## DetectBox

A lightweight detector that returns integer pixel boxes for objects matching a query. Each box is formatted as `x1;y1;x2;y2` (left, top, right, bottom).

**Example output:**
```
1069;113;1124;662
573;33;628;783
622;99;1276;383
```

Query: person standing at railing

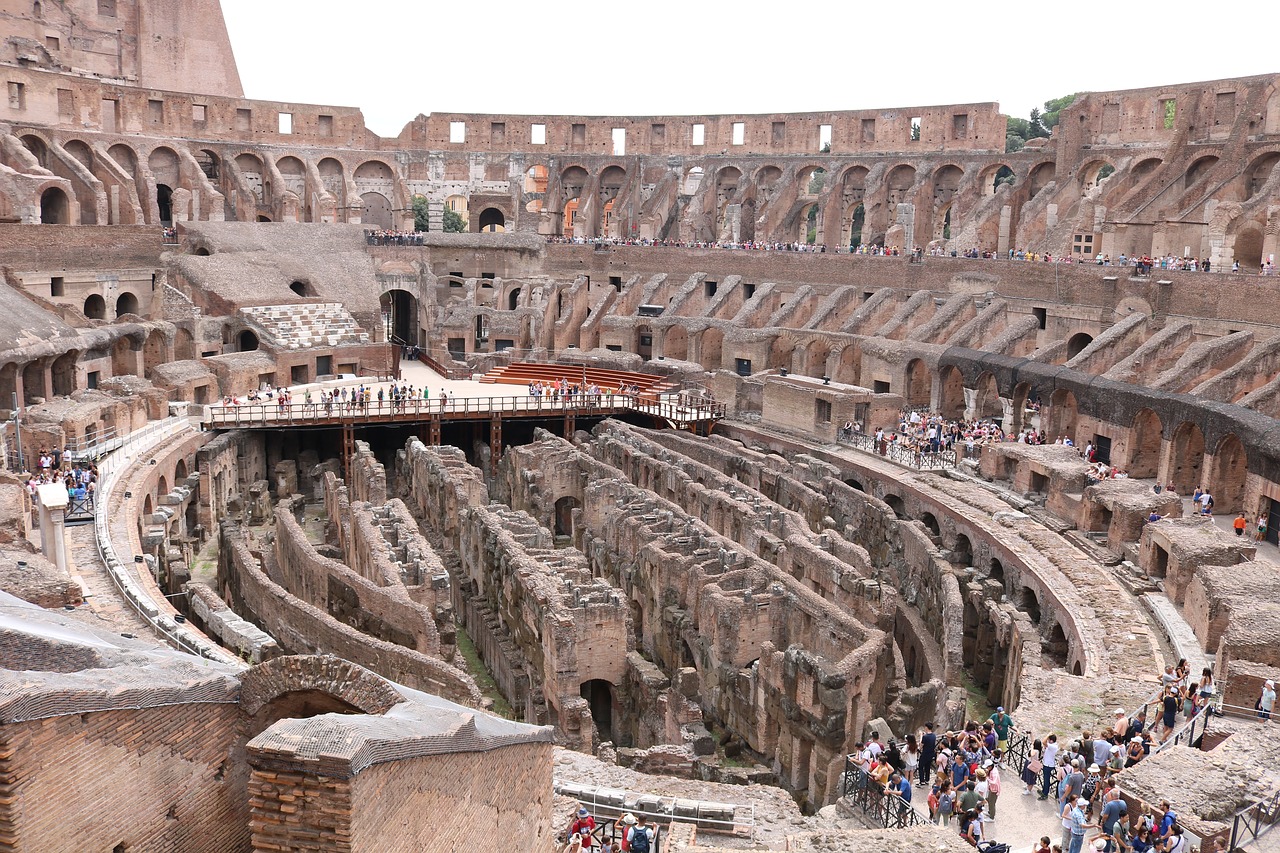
1260;679;1276;723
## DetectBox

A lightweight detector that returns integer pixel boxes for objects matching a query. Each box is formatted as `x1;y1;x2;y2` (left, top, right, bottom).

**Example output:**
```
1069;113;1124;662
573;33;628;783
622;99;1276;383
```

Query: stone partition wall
217;521;480;706
272;497;440;656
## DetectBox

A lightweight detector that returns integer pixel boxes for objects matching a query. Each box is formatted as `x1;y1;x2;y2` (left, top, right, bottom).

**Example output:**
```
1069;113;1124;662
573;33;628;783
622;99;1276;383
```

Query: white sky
221;0;1274;140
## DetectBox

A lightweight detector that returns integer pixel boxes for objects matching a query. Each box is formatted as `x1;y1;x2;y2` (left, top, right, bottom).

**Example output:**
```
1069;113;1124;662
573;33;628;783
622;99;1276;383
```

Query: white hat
1114;708;1126;716
1267;680;1275;688
1089;764;1101;773
1110;745;1123;753
1131;737;1143;744
621;813;637;826
1095;841;1108;851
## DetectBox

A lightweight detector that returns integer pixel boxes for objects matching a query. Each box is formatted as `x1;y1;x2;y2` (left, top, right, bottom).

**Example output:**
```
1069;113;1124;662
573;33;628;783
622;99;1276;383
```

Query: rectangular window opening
816;399;832;424
952;113;969;139
692;123;705;146
743;282;756;299
772;121;786;146
192;103;206;123
57;88;73;120
705;280;718;299
612;127;626;155
147;99;163;122
735;358;753;377
45;36;59;51
1032;307;1047;330
732;122;745;146
861;118;875;143
318;114;333;137
235;108;251;131
873;380;891;394
490;121;506;143
818;124;832;151
1163;99;1176;129
100;98;117;133
909;116;922;141
277;112;292;134
449;121;466;143
7;81;25;111
571;123;586;145
50;276;64;297
531;123;546;144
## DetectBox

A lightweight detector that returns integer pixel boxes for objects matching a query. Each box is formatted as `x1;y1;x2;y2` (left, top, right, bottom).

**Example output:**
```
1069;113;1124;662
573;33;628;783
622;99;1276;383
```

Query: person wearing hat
570;807;596;848
1260;680;1276;723
988;706;1013;754
1107;743;1124;772
617;814;637;852
984;757;1002;819
1081;763;1102;818
1112;709;1129;742
1125;737;1145;767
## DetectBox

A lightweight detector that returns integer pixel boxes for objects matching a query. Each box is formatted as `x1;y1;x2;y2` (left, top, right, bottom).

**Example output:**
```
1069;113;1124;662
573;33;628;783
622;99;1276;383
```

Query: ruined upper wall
398;103;1007;156
0;0;242;98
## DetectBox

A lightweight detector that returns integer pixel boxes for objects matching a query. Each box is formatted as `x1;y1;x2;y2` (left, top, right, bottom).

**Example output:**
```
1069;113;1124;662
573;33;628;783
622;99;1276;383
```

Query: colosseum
2;2;1279;852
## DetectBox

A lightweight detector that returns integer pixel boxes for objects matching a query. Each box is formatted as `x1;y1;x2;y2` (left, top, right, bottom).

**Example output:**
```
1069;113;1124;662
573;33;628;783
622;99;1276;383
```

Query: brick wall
0;704;249;852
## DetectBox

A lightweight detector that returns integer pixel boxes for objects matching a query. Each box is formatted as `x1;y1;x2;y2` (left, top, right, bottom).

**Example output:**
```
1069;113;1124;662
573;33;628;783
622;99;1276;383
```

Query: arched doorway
664;326;688;361
83;294;106;320
143;330;166;374
904;359;930;408
379;289;418;346
507;287;521;311
360;192;393;229
116;292;139;317
1047;389;1078;442
50;351;77;397
40;187;70;224
972;372;1002;420
1169;422;1205;494
554;496;580;538
1066;333;1093;360
1017;587;1042;624
636;325;653;360
884;494;906;520
238;330;259;352
580;680;616;744
938;366;965;419
1210;434;1247;513
1010;382;1033;434
477;207;505;232
700;328;724;371
21;360;45;404
156;184;173;224
920;512;941;537
1128;409;1163;478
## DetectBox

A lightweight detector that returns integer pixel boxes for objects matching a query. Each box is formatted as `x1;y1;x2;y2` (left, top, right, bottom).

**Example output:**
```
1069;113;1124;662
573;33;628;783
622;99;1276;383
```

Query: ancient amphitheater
2;3;1280;852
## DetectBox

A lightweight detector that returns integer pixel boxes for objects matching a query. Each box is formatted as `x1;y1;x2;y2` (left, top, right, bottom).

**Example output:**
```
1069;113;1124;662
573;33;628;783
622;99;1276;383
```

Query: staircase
240;303;369;350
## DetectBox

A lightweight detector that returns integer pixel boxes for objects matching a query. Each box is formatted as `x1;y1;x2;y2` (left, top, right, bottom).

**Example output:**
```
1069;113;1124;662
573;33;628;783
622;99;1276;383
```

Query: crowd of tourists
563;806;654;851
21;446;97;506
538;234;1276;275
365;229;425;246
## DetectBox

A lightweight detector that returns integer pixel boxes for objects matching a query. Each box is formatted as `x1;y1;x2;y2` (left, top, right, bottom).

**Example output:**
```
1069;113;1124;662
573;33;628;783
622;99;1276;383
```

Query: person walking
1260;680;1276;723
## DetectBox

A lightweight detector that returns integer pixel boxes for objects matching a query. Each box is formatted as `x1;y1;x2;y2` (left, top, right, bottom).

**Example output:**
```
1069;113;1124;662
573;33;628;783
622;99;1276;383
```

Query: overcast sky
221;0;1274;140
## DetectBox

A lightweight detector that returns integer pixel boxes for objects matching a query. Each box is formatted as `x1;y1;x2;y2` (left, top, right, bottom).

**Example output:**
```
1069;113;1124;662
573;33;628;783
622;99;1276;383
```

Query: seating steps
241;303;370;350
479;362;677;394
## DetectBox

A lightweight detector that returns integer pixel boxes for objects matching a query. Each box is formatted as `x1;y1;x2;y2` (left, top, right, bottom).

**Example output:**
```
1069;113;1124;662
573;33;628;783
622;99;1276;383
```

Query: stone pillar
36;482;70;577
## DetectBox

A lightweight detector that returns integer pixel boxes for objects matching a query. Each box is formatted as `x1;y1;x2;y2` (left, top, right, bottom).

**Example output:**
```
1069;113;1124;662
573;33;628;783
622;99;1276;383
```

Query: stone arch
885;164;917;205
938;365;965;419
1245;152;1280;200
235;152;266;206
1044;623;1069;668
1210;433;1247;514
1078;159;1116;192
1233;223;1265;271
39;186;70;224
904;358;929;407
560;166;589;201
63;139;93;170
951;533;973;567
844;477;864;492
174;458;189;482
317;157;346;202
699;327;724;370
111;334;139;377
379;289;418;345
1169;421;1205;494
1010;382;1033;434
884;494;906;519
920;512;940;537
980;163;1015;196
507;287;521;311
554;495;580;538
972;371;1002;420
289;280;312;297
20;134;49;168
681;165;704;195
1184;155;1219;189
239;655;405;727
83;293;106;320
360;192;392;229
157;475;168;498
115;291;140;318
663;325;688;361
238;329;259;352
1028;162;1056;197
1129;408;1163;478
1066;332;1093;360
835;343;861;386
580;679;617;743
931;164;964;205
174;327;195;360
989;557;1005;585
107;143;138;174
755;164;783;191
1132;157;1163;181
50;350;77;397
21;359;45;405
142;329;167;374
143;494;153;517
1017;587;1042;624
353;160;395;180
1046;389;1078;442
477;207;506;232
803;339;830;377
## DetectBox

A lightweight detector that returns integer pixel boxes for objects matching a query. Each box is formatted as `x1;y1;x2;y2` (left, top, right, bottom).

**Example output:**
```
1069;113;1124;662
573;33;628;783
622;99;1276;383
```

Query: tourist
984;759;1001;818
989;706;1013;753
1234;512;1248;536
1258;513;1269;542
903;733;920;785
626;814;653;853
1024;737;1044;795
935;779;955;826
919;722;937;786
569;807;596;847
958;808;980;846
1039;733;1059;799
1260;679;1276;722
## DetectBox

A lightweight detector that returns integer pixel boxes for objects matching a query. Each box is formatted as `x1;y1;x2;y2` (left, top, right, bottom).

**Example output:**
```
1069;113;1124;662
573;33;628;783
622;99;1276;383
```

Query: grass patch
958;668;996;722
455;625;514;719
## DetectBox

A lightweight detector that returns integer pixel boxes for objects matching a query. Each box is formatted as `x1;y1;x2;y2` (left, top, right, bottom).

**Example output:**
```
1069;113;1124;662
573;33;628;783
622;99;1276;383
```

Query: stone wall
217;521;480;706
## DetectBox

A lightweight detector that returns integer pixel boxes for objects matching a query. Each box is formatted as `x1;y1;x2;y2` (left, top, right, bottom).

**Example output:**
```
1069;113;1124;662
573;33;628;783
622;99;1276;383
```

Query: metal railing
836;431;957;470
838;756;925;828
202;393;726;429
1230;786;1280;852
417;350;473;381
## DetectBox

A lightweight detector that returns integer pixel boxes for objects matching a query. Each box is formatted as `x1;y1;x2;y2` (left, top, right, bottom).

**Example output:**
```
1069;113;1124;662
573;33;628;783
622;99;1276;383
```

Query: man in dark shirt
919;723;937;786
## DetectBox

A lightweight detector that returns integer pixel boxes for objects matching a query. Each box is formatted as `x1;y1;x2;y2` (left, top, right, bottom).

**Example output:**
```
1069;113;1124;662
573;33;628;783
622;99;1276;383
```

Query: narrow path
63;520;159;640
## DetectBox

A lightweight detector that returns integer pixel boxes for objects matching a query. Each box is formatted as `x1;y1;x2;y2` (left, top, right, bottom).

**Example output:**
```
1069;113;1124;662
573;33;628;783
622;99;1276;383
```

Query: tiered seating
240;303;370;350
478;362;677;395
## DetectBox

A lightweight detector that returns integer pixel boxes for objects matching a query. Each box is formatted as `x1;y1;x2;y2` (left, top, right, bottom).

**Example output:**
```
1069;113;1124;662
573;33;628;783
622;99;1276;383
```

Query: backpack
629;827;651;853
